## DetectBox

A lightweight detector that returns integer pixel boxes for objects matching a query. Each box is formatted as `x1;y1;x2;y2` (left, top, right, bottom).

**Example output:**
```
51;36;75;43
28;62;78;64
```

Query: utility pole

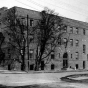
27;15;29;71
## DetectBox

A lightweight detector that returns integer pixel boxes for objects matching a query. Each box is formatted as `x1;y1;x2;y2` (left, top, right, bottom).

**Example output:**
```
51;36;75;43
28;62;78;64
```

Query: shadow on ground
61;74;88;84
0;84;75;88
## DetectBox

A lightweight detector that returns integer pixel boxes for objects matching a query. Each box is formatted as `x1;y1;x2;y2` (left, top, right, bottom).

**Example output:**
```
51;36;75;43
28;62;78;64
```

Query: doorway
8;64;11;70
51;64;54;70
41;61;44;70
30;64;34;70
83;61;85;69
63;52;68;68
76;64;78;69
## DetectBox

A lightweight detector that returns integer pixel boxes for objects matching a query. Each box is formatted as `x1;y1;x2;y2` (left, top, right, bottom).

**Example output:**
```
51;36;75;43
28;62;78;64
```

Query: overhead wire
27;0;44;8
15;0;88;17
51;0;88;14
14;0;40;11
13;0;88;22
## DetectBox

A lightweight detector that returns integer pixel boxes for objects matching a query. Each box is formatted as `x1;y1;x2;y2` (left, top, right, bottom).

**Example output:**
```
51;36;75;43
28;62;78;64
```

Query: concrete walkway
0;70;88;88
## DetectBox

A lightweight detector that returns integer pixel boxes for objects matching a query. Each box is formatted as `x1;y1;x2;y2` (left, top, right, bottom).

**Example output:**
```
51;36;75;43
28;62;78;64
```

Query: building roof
61;16;88;29
1;6;88;29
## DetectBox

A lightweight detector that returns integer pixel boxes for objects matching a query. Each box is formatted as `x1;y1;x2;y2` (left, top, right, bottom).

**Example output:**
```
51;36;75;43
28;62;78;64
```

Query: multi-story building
0;6;88;71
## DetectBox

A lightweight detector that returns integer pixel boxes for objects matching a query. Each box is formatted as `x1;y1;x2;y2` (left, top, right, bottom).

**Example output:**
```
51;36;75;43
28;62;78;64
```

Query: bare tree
2;7;28;71
34;8;63;70
0;32;5;64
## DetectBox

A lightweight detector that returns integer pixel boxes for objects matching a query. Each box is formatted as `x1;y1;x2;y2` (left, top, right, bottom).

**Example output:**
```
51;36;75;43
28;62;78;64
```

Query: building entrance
83;61;85;69
63;52;68;68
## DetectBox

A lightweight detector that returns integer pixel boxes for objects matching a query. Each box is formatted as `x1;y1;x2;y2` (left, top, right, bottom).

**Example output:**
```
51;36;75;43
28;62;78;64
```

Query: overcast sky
0;0;88;22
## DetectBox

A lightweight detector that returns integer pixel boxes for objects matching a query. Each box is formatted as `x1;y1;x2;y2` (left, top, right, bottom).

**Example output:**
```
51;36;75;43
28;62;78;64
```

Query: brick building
0;6;88;71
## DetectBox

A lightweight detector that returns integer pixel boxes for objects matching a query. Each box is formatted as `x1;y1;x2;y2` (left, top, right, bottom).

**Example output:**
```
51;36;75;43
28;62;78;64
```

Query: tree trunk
21;54;25;71
21;46;25;71
35;56;40;71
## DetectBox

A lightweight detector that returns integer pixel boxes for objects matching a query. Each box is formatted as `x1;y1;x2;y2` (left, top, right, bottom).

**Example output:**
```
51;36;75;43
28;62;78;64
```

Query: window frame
75;40;79;46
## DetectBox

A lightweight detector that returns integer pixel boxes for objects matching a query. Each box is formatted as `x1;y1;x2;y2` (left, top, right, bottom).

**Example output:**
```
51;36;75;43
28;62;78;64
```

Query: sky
0;0;88;22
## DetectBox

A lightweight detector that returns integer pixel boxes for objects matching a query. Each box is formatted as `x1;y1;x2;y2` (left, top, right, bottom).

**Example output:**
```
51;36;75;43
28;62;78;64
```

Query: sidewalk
0;69;88;74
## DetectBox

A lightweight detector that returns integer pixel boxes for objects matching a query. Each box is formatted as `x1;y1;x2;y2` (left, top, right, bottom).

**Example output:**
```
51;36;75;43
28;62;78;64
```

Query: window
70;39;73;46
71;54;72;58
83;45;86;54
51;50;54;59
83;29;86;35
87;54;88;61
75;40;79;46
30;19;34;26
58;38;61;45
64;26;67;32
63;38;67;44
59;53;60;58
70;27;73;33
29;49;34;58
61;25;67;32
75;52;79;60
29;36;34;42
75;28;79;34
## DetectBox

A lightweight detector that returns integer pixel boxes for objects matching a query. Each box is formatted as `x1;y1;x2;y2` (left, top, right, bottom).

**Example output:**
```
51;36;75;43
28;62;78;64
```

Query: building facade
0;6;88;71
